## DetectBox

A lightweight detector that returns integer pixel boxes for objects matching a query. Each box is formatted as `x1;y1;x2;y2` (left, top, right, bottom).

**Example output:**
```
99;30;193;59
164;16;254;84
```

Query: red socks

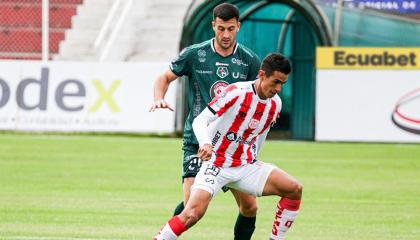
168;216;187;236
270;198;301;240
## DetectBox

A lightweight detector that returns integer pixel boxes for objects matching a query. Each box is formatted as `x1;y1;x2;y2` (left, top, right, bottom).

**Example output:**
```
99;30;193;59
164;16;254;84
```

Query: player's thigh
262;167;300;197
229;161;275;197
192;161;229;198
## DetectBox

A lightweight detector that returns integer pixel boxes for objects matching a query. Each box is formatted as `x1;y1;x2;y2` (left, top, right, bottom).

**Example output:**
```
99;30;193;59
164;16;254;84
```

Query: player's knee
290;181;303;199
277;180;303;199
240;203;258;217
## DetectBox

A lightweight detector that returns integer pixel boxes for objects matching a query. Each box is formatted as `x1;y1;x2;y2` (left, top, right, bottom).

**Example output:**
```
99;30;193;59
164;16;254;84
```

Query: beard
216;37;235;50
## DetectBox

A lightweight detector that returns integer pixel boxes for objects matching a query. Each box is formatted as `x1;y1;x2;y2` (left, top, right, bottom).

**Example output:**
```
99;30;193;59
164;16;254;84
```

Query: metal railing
93;0;133;62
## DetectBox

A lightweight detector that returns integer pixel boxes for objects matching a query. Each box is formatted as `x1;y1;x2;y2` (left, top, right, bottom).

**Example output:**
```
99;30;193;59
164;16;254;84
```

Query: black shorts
182;144;202;179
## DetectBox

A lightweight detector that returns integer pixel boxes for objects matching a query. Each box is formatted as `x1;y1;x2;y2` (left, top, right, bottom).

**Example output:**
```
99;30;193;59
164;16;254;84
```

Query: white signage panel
316;70;420;142
0;61;176;133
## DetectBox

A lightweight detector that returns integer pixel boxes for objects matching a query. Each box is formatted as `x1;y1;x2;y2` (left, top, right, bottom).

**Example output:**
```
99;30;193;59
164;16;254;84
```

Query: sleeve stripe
169;65;182;77
207;105;216;114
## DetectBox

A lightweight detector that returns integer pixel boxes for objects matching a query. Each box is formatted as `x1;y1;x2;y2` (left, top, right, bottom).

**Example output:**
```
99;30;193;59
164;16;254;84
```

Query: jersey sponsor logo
198;49;207;62
216;62;229;66
212;131;222;146
210;80;229;99
226;131;238;141
192;81;202;117
235;136;257;145
232;72;248;80
251;143;257;154
254;110;264;118
196;70;213;74
391;88;420;135
198;49;206;57
249;119;260;129
232;72;239;79
238;111;247;120
217;67;229;79
232;58;249;66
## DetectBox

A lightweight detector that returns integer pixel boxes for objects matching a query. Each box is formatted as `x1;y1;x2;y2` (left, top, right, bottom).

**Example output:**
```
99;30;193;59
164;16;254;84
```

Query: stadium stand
56;0;190;61
0;0;83;60
0;0;193;61
126;0;190;61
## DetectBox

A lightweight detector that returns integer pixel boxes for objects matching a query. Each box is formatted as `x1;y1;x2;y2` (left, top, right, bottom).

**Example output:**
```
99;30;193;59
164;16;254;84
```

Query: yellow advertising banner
316;47;420;69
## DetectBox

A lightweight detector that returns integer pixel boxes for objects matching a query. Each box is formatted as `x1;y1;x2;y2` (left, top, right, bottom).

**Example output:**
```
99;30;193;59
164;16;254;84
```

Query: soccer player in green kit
150;3;261;239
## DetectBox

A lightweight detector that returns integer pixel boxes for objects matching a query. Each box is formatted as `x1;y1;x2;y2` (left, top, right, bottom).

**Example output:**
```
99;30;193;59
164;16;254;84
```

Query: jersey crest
216;66;229;78
210;80;229;99
249;119;260;129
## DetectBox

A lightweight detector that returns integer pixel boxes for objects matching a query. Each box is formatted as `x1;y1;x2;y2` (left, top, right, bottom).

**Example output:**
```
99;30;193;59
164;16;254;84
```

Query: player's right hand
197;144;212;161
149;99;174;112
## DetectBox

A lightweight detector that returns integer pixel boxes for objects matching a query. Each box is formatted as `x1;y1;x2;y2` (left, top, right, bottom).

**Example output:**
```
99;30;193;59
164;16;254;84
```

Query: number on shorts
204;165;220;177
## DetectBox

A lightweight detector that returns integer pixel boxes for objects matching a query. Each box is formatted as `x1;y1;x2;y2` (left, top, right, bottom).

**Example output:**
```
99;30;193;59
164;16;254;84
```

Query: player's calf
178;203;207;228
231;183;258;240
266;169;303;240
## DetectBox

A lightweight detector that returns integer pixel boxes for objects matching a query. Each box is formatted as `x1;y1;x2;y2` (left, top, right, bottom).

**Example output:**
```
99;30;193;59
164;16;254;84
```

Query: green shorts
182;143;202;180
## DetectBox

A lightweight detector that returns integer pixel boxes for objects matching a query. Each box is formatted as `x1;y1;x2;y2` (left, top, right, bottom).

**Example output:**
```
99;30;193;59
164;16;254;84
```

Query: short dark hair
213;3;239;21
261;53;292;77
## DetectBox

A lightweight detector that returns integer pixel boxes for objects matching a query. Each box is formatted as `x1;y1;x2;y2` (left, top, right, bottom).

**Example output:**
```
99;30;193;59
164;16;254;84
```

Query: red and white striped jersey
192;81;282;168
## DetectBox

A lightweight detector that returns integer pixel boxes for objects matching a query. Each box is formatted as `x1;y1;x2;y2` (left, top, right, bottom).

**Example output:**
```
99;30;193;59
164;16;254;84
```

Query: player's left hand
149;99;174;112
197;144;212;161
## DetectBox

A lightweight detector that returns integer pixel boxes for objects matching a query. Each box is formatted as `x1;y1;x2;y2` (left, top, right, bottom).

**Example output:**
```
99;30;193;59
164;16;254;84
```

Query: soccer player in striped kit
153;53;303;240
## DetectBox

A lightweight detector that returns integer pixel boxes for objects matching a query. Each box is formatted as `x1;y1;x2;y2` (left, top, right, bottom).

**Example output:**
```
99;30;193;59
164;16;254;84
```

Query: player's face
259;70;288;99
212;17;240;50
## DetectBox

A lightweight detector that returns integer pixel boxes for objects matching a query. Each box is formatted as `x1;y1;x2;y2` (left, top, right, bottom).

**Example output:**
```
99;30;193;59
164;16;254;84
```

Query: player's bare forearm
154;74;170;101
149;70;178;112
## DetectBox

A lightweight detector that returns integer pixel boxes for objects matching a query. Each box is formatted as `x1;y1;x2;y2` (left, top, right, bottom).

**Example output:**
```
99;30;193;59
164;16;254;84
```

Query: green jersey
170;38;261;145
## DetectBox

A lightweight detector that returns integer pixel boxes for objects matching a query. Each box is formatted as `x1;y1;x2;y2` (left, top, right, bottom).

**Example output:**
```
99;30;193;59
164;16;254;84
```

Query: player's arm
149;70;178;112
192;107;218;160
150;46;191;112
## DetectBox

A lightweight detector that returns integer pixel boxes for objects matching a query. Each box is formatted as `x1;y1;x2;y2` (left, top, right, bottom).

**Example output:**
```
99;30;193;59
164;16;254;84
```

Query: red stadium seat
0;5;77;28
0;29;64;53
0;0;83;4
0;0;83;60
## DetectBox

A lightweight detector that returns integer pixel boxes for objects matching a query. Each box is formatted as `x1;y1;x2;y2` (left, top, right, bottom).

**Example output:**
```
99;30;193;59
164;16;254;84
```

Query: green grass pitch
0;133;419;239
